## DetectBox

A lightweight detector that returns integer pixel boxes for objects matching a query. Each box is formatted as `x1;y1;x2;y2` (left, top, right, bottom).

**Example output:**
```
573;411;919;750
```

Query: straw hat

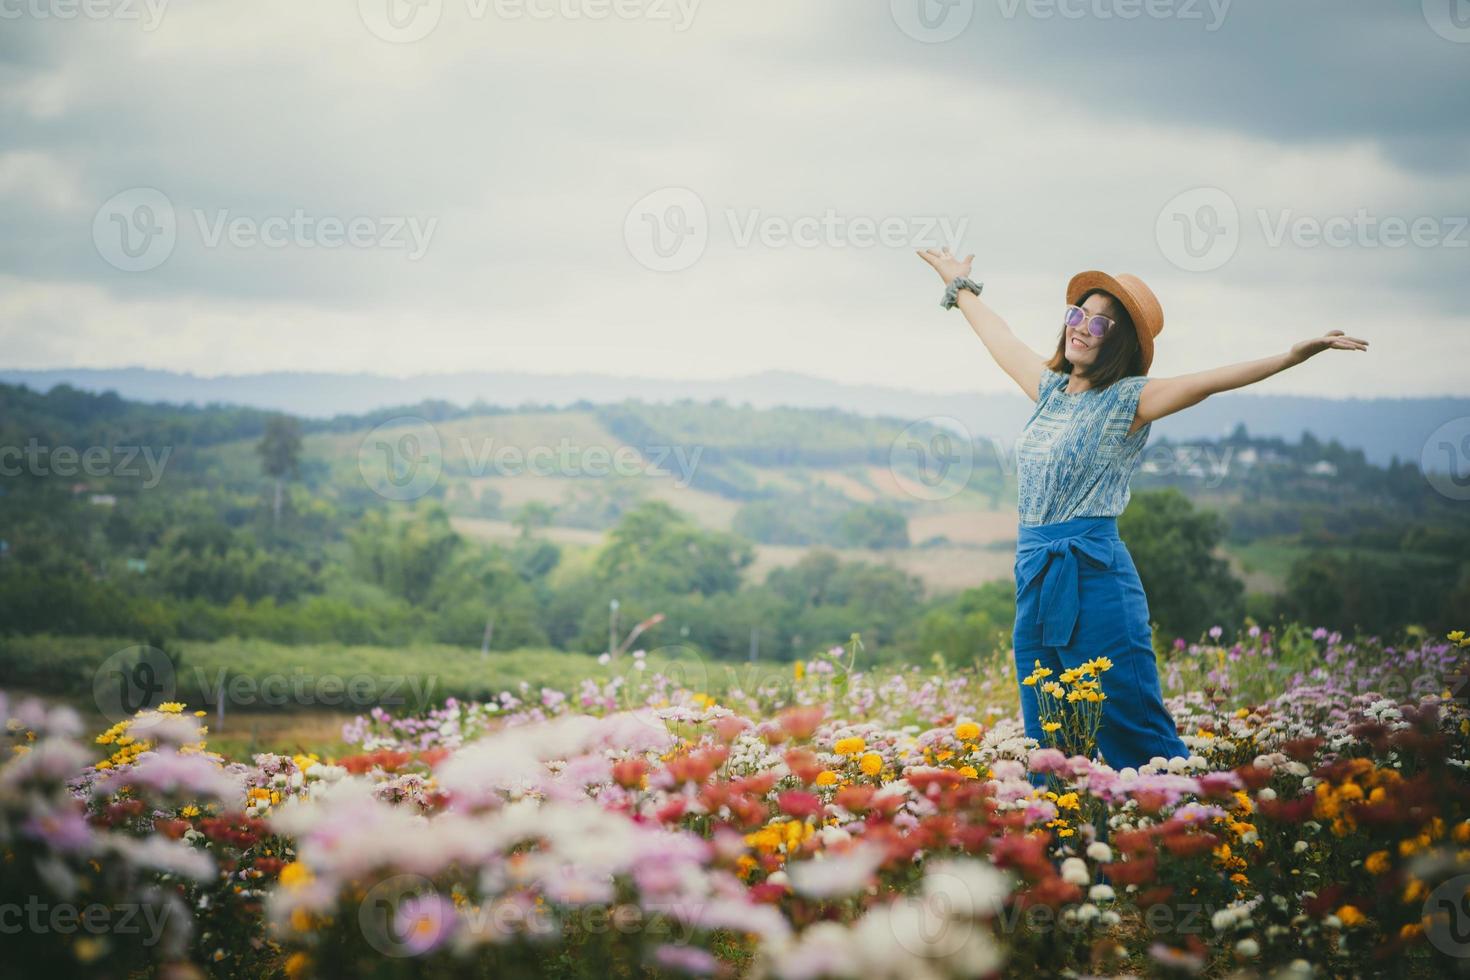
1066;271;1164;375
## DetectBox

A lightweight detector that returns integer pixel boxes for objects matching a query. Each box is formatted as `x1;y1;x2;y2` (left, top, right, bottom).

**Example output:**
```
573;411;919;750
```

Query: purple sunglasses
1064;304;1116;338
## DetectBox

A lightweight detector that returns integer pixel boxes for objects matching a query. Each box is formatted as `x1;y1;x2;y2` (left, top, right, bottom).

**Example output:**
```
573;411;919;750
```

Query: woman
916;247;1369;771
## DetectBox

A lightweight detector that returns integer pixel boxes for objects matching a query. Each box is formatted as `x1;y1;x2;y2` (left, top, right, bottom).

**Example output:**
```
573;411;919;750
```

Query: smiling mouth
1069;336;1088;350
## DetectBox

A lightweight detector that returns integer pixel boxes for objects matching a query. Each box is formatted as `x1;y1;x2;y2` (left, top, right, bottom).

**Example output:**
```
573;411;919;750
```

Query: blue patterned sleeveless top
1016;367;1152;527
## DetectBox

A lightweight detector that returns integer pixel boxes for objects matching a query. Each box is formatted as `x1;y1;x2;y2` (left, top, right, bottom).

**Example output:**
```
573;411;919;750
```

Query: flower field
4;625;1470;979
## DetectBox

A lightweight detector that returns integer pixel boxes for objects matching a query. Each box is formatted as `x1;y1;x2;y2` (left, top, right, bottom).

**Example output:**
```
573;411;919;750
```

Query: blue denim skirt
1012;514;1188;770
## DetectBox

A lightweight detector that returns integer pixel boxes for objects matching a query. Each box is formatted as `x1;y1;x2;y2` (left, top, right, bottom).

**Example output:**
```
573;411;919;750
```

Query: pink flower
1028;748;1067;774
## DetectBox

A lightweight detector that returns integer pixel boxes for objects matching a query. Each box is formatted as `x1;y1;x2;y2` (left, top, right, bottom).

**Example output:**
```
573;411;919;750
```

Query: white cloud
0;2;1464;395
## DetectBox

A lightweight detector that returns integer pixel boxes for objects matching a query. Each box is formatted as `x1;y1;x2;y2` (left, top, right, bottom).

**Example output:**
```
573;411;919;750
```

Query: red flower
1234;764;1272;790
905;768;964;794
777;791;823;821
152;817;189;839
714;716;750;743
339;749;412;774
748;882;787;904
834;785;874;813
612;758;649;790
783;749;824;785
1159;831;1218;858
778;706;825;741
1104;856;1157;885
253;857;285;876
1282;737;1323;762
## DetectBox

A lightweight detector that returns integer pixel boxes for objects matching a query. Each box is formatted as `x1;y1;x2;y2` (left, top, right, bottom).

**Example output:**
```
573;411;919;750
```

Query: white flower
1293;841;1309;853
1086;842;1112;862
788;844;887;899
922;858;1011;918
1257;787;1276;802
1088;884;1115;902
1060;857;1089;886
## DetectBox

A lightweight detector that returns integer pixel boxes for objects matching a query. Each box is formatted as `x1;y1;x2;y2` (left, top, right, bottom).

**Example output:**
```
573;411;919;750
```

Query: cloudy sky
2;0;1467;396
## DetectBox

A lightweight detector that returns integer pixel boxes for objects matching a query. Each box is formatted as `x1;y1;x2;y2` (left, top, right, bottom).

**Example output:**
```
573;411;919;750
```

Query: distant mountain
2;366;1460;469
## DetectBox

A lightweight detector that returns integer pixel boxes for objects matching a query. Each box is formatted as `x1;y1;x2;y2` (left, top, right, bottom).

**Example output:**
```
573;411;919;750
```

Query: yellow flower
1042;722;1062;733
833;737;866;756
280;862;313;889
954;722;981;741
1041;682;1064;698
859;753;884;777
815;770;838;787
793;661;805;682
1336;905;1366;928
158;702;185;714
181;805;201;819
288;908;314;933
1084;656;1113;673
958;765;978;779
1365;850;1390;875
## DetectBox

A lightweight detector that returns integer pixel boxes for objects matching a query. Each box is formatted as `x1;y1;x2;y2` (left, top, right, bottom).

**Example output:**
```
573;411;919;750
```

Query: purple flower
23;805;94;853
395;893;457;956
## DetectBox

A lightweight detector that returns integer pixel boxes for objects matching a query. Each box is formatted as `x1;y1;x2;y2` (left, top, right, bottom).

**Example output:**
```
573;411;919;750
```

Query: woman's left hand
1288;330;1369;364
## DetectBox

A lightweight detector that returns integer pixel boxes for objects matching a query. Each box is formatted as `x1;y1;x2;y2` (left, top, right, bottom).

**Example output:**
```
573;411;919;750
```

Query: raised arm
1131;330;1370;436
917;247;1048;401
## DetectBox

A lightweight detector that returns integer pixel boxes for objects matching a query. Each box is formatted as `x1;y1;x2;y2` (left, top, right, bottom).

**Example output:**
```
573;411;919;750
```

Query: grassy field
0;634;814;755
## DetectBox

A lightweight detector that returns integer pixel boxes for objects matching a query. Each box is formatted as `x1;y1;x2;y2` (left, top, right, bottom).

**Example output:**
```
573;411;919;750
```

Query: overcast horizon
4;1;1468;397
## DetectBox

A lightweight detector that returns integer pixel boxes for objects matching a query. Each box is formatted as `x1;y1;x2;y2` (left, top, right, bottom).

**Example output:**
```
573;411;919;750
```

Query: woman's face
1064;292;1123;370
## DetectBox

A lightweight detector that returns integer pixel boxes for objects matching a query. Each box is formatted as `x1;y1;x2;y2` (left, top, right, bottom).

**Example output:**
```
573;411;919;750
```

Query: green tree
915;580;1015;662
513;501;556;538
595;501;752;599
1117;488;1245;644
837;504;909;550
256;414;303;525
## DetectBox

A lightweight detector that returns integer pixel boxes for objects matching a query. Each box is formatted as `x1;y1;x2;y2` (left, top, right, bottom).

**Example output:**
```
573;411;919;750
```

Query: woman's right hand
916;246;975;285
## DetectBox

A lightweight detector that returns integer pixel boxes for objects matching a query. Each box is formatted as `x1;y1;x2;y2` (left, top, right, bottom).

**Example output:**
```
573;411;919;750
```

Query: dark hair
1045;289;1146;389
